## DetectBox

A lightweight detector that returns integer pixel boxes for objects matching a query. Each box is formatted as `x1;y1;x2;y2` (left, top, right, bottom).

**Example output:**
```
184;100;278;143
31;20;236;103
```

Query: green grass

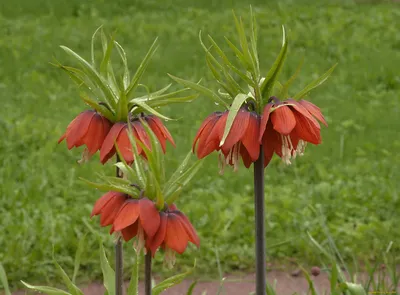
1;0;400;289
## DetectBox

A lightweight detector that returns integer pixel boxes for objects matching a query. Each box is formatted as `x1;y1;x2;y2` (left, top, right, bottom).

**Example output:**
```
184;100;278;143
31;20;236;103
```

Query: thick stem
254;146;266;295
145;252;152;295
115;155;124;295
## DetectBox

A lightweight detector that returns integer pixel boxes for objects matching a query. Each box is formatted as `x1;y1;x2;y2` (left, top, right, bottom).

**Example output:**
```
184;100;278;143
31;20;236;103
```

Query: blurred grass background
0;0;399;288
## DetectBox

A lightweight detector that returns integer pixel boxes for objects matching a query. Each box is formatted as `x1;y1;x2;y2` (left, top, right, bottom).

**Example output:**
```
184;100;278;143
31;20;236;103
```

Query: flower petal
221;109;250;154
99;193;127;226
299;99;328;126
113;200;140;231
271;105;296;135
121;222;139;242
174;211;200;247
164;213;189;254
100;122;126;164
139;198;160;238
84;114;105;155
292;110;321;145
66;111;95;149
195;115;221;158
91;191;119;217
149;116;175;147
241;112;260;161
147;117;167;152
262;121;281;166
240;145;253;168
133;121;151;149
286;99;320;130
192;113;219;152
147;212;167;256
258;103;273;143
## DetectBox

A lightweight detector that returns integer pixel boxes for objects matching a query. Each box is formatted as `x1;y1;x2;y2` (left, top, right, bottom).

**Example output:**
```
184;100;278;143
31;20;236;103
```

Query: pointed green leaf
91;25;103;66
127;249;140;295
186;281;198;295
100;243;115;295
293;63;337;99
114;41;131;90
260;26;288;103
232;12;252;69
146;95;198;108
330;262;339;293
21;281;71;295
80;93;115;121
123;127;147;188
54;260;84;295
165;151;192;189
280;57;304;98
298;266;318;295
0;263;11;295
168;74;228;107
130;99;171;120
164;160;203;202
100;31;115;76
72;234;86;284
249;6;260;78
220;93;250;146
224;37;247;67
80;177;137;195
207;35;253;85
126;38;159;99
60;45;117;108
152;260;196;295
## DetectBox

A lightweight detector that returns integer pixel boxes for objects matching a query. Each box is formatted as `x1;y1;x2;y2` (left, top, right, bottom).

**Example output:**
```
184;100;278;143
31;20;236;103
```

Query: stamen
164;248;176;269
78;148;90;164
218;153;225;175
134;224;145;253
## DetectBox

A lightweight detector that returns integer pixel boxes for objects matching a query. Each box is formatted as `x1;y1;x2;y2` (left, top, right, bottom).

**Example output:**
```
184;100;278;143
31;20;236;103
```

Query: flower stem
115;155;124;295
254;146;266;295
145;252;152;295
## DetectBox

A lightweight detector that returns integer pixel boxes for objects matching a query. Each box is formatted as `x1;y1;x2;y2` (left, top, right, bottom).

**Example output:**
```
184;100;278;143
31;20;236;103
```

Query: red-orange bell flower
100;115;175;164
146;204;200;266
58;110;112;161
259;98;327;166
91;191;128;227
193;107;260;171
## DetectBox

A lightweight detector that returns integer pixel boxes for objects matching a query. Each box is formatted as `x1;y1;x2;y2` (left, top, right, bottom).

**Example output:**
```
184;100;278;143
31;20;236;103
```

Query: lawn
0;0;399;289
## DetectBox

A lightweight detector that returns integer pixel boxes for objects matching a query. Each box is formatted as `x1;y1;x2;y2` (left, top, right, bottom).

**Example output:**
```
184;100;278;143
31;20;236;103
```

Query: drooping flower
58;110;112;162
100;115;175;164
192;107;260;171
91;191;128;227
259;97;327;166
91;192;161;250
146;204;200;267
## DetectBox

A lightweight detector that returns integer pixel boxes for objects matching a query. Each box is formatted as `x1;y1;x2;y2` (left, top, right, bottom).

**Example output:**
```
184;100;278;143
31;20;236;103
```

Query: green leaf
127;249;140;295
293;63;337;99
164;159;203;202
341;283;367;295
298;266;318;295
72;234;86;284
130;99;171;120
168;74;228;107
224;37;247;67
21;281;71;295
260;25;288;103
330;262;339;293
0;263;11;295
232;11;252;69
100;243;115;295
114;41;130;90
123;127;147;188
91;25;103;66
249;6;260;78
80;93;115;121
126;38;159;99
146;95;198;108
186;281;198;295
54;260;84;295
280;57;304;98
152;260;196;295
60;45;117;108
80;177;138;196
220;93;250;146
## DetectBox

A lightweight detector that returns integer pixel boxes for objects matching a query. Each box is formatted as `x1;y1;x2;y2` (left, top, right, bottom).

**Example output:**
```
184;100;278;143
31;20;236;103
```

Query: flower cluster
59;111;174;164
192;97;327;170
91;191;199;266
